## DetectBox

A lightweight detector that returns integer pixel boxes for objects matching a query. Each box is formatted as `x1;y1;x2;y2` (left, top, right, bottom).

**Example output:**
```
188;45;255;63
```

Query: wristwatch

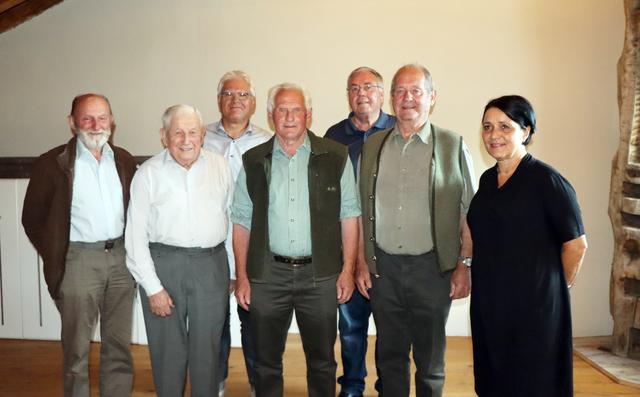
458;256;472;267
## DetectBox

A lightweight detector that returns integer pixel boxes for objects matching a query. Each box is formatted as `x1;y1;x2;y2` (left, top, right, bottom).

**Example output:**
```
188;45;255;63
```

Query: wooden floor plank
0;336;639;396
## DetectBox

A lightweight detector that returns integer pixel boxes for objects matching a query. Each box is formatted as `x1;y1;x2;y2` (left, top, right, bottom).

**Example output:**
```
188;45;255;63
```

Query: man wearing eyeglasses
357;64;476;397
324;66;395;397
203;70;272;397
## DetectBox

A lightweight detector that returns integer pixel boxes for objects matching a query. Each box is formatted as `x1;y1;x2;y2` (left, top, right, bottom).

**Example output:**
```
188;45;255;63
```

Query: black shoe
339;393;363;397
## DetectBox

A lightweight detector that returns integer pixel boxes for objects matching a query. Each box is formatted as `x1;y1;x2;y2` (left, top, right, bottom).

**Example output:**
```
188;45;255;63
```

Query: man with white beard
22;93;138;397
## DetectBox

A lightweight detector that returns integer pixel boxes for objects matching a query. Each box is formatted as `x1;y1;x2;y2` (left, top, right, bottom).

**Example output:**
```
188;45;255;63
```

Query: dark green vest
360;124;465;274
242;131;349;281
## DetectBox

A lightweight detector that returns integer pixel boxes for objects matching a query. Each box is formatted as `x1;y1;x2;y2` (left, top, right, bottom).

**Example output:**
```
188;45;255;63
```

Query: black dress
467;154;584;397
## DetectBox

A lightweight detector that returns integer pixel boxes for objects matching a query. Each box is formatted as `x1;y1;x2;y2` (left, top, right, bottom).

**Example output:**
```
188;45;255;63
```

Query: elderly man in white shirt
125;104;233;397
204;70;272;397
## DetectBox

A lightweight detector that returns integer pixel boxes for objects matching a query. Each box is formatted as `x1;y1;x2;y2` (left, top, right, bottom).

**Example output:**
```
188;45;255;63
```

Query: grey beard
77;129;110;152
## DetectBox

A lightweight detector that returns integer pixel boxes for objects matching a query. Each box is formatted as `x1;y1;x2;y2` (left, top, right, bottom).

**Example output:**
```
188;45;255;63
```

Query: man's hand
336;269;355;304
228;279;237;294
235;278;251;311
449;263;471;299
149;289;175;317
355;261;372;299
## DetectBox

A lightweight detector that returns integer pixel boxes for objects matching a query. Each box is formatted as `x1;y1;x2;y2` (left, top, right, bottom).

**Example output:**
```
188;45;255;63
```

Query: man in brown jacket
22;93;138;397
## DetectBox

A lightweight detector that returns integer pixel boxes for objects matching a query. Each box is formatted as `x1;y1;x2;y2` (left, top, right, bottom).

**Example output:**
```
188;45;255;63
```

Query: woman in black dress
467;95;588;397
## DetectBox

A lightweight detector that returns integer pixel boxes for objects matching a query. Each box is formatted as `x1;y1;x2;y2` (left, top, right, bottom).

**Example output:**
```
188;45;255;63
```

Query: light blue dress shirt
231;133;361;257
203;120;272;277
203;120;273;180
70;141;124;242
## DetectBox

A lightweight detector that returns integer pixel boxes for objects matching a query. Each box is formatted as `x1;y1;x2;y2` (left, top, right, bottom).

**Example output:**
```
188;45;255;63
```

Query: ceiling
0;0;62;34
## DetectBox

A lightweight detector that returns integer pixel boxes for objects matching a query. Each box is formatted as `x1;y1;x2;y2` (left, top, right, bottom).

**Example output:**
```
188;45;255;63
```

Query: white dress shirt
203;120;272;278
125;148;233;295
70;141;124;242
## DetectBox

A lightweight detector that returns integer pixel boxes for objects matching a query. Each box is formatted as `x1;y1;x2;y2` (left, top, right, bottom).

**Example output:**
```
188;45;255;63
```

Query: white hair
391;63;435;93
217;70;255;96
267;83;312;113
161;104;203;130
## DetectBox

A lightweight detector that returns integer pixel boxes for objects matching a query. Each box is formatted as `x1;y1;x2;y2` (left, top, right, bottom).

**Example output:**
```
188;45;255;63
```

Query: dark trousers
337;288;380;395
370;248;452;397
250;258;338;397
218;303;256;386
140;243;229;397
56;240;134;397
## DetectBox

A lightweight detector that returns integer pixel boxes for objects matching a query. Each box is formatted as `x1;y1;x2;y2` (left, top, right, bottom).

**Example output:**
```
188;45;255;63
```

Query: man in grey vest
232;83;360;397
357;64;475;397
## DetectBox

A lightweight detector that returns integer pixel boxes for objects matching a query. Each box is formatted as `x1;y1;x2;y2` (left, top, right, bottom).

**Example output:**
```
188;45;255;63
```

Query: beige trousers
56;239;135;397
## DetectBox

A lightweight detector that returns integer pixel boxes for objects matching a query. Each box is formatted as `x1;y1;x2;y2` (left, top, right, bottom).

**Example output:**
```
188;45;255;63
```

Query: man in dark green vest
231;83;361;397
356;64;476;397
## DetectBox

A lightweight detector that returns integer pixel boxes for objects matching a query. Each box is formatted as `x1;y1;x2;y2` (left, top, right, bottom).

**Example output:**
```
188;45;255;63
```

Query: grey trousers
56;239;135;397
250;258;338;397
140;243;229;397
370;248;452;397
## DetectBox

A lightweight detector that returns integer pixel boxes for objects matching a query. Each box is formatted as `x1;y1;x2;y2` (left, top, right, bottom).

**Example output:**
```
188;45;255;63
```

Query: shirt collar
76;138;114;162
391;121;432;144
214;119;254;139
162;147;205;168
346;111;390;135
374;111;392;129
273;131;311;157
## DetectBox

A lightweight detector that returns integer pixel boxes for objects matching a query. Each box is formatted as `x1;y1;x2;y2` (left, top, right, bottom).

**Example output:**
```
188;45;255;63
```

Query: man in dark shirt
325;66;395;397
326;66;396;168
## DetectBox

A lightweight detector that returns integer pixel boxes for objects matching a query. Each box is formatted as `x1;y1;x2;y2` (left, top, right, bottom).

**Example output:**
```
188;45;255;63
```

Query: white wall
0;0;623;337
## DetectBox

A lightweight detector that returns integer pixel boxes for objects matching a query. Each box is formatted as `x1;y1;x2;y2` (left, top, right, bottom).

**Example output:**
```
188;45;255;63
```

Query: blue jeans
337;288;381;395
218;303;256;387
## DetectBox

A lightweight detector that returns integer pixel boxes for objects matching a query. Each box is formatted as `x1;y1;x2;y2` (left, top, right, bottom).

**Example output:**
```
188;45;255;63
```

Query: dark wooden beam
0;0;63;35
0;156;151;178
0;0;28;15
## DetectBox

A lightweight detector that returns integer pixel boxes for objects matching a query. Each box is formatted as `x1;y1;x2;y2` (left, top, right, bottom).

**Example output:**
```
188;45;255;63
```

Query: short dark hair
483;95;536;145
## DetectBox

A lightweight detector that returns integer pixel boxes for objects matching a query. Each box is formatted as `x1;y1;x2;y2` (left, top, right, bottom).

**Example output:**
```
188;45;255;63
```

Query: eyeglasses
219;90;252;99
391;87;426;98
347;83;382;94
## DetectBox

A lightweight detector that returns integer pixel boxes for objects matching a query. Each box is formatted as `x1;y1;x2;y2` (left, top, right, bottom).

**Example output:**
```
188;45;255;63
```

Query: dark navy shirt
324;111;396;171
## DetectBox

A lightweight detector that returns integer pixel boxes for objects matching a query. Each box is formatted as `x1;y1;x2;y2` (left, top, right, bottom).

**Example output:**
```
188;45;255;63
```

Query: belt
149;242;225;254
273;255;312;265
69;236;124;252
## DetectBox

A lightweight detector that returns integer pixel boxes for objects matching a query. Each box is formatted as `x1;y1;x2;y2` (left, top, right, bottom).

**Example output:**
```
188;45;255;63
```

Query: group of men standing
22;63;475;397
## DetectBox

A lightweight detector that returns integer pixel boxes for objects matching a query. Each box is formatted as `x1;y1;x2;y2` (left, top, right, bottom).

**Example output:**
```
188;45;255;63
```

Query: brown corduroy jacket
22;136;137;299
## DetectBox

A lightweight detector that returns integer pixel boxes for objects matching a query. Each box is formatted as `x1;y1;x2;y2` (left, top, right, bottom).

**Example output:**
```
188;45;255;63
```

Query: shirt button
290;218;294;222
369;195;374;200
291;178;295;182
398;205;403;210
369;216;374;221
291;197;295;201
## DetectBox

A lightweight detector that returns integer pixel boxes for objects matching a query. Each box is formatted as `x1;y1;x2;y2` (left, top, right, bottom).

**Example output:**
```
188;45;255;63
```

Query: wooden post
610;0;640;358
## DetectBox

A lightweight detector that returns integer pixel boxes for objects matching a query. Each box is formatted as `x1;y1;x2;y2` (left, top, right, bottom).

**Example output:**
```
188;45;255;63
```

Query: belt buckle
104;240;115;251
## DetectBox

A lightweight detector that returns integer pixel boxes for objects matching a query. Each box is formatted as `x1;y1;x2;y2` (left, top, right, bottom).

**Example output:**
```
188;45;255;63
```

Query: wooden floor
1;336;639;396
